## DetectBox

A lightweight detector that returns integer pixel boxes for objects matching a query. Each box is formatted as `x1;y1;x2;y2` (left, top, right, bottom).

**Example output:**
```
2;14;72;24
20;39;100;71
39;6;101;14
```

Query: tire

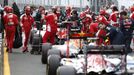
47;49;61;56
29;30;37;44
47;55;61;75
57;66;76;75
31;34;42;55
41;43;52;64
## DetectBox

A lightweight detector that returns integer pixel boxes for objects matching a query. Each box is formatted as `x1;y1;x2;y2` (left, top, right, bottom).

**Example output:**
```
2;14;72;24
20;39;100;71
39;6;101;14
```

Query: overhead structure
5;0;119;13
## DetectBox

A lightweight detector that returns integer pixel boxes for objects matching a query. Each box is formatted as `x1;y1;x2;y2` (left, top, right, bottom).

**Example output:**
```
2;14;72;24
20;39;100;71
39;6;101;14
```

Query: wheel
41;43;52;64
47;49;61;56
47;55;61;75
57;66;76;75
29;30;37;44
31;34;42;55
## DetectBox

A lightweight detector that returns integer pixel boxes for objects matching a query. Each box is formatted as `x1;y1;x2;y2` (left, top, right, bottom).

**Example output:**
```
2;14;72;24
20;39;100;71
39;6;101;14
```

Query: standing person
120;7;134;53
2;6;9;46
65;6;72;19
12;2;20;20
0;6;4;33
109;5;119;28
40;9;46;28
20;6;34;53
3;6;19;53
35;6;44;30
66;9;81;34
42;8;58;45
97;9;109;26
130;6;134;20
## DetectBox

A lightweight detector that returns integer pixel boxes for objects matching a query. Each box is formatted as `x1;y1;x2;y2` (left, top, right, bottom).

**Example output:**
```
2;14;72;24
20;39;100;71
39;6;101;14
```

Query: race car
47;44;134;75
40;21;134;75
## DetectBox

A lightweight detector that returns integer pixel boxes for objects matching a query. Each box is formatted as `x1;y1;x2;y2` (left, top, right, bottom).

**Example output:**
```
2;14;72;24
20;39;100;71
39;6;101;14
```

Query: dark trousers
36;22;42;30
124;35;132;51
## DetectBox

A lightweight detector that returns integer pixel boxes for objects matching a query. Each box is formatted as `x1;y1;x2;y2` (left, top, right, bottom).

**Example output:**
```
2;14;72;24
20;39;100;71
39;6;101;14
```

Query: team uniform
3;7;19;53
80;11;92;32
89;22;98;35
43;13;58;44
109;11;119;27
95;10;109;45
20;6;34;52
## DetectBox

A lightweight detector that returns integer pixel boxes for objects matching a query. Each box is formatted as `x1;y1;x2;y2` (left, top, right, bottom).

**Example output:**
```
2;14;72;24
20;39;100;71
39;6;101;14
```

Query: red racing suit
96;29;107;45
109;11;119;27
97;15;109;25
4;13;19;50
130;12;134;20
21;14;34;48
89;23;98;35
43;13;58;44
80;12;92;32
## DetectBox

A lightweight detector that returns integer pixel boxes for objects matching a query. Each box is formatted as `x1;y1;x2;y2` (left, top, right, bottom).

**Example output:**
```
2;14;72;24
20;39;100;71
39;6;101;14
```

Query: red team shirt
21;14;34;31
44;13;58;32
4;13;18;30
109;11;119;27
130;12;134;20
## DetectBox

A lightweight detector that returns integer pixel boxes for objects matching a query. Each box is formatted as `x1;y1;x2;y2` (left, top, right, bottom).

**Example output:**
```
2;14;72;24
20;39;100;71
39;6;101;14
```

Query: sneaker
8;49;12;53
22;47;29;53
6;48;9;52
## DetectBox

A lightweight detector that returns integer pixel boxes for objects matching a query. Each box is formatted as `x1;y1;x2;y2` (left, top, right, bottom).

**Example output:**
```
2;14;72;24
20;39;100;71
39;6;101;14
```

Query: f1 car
41;21;134;75
47;43;134;75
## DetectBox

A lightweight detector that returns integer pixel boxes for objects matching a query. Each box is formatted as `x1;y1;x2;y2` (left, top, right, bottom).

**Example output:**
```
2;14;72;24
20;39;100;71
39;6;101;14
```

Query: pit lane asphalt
4;44;134;75
7;47;46;75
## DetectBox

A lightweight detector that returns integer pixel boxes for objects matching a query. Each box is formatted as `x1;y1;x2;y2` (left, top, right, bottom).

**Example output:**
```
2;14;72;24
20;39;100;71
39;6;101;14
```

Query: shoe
6;48;9;52
22;47;29;53
8;49;12;53
22;50;29;53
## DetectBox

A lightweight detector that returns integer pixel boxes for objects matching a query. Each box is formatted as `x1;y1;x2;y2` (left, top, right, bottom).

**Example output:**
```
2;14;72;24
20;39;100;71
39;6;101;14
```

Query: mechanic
65;6;72;19
20;6;34;53
3;6;19;53
120;7;134;53
80;7;92;33
96;22;108;45
35;6;44;30
67;9;81;33
96;9;109;26
109;5;120;28
130;6;134;20
42;7;58;45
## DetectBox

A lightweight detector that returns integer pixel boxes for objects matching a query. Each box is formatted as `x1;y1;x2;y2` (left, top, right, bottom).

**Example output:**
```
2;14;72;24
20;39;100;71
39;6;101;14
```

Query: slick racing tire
31;34;42;54
47;49;61;57
47;55;61;75
29;30;37;44
41;43;52;64
57;66;76;75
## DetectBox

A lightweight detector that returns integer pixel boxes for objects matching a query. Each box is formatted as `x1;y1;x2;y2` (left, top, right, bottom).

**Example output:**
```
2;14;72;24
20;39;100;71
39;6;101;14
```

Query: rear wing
83;45;126;55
